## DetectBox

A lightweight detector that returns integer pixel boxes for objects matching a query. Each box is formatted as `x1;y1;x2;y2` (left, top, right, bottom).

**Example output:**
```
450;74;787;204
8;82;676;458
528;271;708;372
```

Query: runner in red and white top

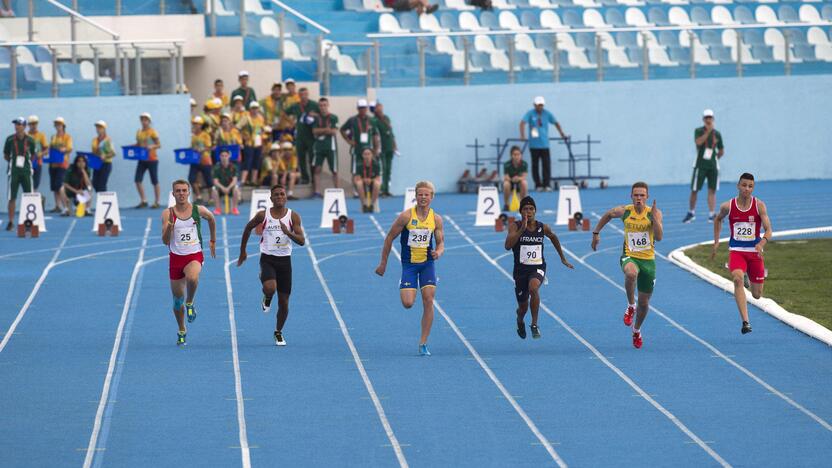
712;172;772;335
237;184;305;346
161;179;216;346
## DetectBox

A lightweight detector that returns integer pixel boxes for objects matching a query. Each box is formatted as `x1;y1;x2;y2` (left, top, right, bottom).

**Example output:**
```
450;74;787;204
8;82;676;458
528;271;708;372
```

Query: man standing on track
711;173;772;335
519;96;567;192
4;117;36;231
591;181;663;349
162;180;217;346
375;180;445;356
683;109;724;223
504;196;573;339
237;185;305;346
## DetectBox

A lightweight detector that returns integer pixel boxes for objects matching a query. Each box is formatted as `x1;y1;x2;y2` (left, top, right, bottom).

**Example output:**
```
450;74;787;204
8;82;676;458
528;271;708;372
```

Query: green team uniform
63;167;91;190
691;127;724;192
374;114;396;193
286;99;320;181
212;163;237;186
4;134;36;201
230;86;257;109
504;160;528;179
356;157;381;179
620;204;656;294
313;113;339;172
342;114;378;173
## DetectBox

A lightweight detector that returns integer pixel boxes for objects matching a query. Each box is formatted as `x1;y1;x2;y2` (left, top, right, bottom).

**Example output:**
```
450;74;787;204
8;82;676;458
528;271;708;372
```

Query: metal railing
320;41;379;96
30;0;122;64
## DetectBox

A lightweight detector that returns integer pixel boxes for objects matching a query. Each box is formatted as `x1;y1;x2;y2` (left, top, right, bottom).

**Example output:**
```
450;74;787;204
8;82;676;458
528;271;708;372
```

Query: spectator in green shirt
285;87;319;185
60;153;92;216
211;149;241;215
311;97;340;197
3;117;37;230
683;109;725;224
502;146;528;211
371;101;397;197
230;70;256;109
340;99;380;195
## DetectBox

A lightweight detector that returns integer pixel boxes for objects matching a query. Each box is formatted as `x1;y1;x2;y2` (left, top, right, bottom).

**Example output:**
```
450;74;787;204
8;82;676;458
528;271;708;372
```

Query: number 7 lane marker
445;216;731;468
0;219;76;353
370;215;567;468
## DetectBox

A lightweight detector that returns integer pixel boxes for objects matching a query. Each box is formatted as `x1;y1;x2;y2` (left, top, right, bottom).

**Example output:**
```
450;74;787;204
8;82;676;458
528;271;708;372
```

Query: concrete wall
376;74;832;194
1;94;191;210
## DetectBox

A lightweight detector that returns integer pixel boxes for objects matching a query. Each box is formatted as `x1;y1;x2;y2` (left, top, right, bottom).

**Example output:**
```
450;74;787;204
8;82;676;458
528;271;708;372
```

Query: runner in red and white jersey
161;180;216;346
712;173;772;335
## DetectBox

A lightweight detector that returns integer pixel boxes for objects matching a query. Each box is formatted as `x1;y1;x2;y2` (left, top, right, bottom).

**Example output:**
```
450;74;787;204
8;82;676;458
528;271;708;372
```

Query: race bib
703;148;714;160
733;222;755;242
360;132;369;144
407;228;431;248
15;155;25;168
176;227;199;247
627;231;650;252
520;244;542;265
530;127;539;139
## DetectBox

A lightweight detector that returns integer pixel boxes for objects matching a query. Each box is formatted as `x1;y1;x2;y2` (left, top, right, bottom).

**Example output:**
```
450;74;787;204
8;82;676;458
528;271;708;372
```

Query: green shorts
7;168;33;201
621;256;656;294
313;148;337;172
691;165;718;192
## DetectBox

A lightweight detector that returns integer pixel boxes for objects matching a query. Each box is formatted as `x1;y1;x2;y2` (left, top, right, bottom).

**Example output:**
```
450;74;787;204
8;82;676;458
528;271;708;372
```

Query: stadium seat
520;11;541;29
440;12;460;30
574;0;602;7
450;52;484;73
205;0;234;16
499;11;526;30
480;11;500;29
444;0;476;10
764;28;801;62
618;0;647;6
658;30;681;46
335;54;366;75
475;34;499;53
33;46;52;64
420;14;449;32
583;9;609;28
283;40;310;61
58;63;82;81
755;6;779;25
489;50;513;71
615;32;639;48
625;8;652;27
529;0;557;6
750;45;775;63
807;27;831;47
435;36;460;55
661;0;689;5
742;29;765;46
40;63;73;84
722;30;761;64
260;17;283;37
823;5;832;22
300;40;317;58
778;5;800;23
459;11;488;31
798;5;821;23
491;0;518;9
513;34;536;53
709;46;734;65
648;44;679;66
575;32;596;49
540;10;564;29
379;14;409;33
792;43;817;62
363;0;393;12
597;0;619;6
245;0;271;15
690;7;713;25
711;6;735;25
586;48;610;67
0;48;10;69
567;49;595;68
733;6;756;24
700;29;721;46
605;9;627;27
0;23;9;42
79;60;113;82
562;10;584;28
647;8;671;26
527;49;555;70
343;0;364;11
668;7;694;26
399;13;420;31
597;32;638;67
14;46;37;66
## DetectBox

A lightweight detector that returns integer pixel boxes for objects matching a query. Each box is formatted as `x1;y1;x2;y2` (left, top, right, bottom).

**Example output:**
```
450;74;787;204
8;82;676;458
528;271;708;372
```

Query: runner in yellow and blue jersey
375;180;445;356
591;181;664;349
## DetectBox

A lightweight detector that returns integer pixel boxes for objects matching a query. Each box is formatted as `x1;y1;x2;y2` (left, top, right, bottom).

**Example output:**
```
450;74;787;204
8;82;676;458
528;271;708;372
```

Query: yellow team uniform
49;133;73;169
135;128;160;161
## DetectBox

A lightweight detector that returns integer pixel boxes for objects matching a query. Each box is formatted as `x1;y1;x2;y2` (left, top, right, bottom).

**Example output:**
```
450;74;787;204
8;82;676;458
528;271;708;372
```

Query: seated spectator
468;0;493;10
231;95;247;127
353;148;381;213
60;154;92;216
188;116;213;203
383;0;438;14
503;145;528;211
262;143;281;187
211;150;241;215
277;141;300;200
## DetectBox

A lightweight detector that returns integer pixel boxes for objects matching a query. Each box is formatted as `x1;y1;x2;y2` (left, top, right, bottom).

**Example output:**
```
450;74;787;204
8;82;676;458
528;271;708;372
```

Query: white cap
281;141;293;150
238;70;249;77
27;115;39;123
232;95;244;101
54;116;66;125
189;98;196;106
249;101;260;109
270;142;281;152
357;98;368;108
369;100;377;107
533;96;545;106
284;78;295;84
140;112;152;121
94;120;107;128
192;116;204;125
703;109;714;118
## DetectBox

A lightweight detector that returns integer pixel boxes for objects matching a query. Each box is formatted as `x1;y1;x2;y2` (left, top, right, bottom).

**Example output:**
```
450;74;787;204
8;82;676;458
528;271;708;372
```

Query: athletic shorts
135;160;159;185
313;148;337;171
243;146;262;172
188;164;213;186
169;251;204;280
7;168;32;200
400;261;436;290
260;253;292;294
729;250;766;284
620;256;656;294
49;166;66;192
513;265;546;304
691;165;718;192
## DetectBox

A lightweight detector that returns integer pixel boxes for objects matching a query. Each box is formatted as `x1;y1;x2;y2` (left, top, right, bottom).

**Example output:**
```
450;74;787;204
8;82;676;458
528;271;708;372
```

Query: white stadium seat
625;8;652;27
490;0;517;10
459;11;488;31
583;9;608;29
379;13;409;33
474;35;498;53
798;5;821;23
567;49;595;69
499;11;525;30
721;30;760;64
528;49;554;71
244;0;270;15
80;60;112;82
755;6;779;25
40;63;73;84
514;34;537;53
336;55;366;75
668;7;693;26
260;17;286;38
445;0;475;11
420;14;448;32
529;0;555;7
540;10;564;30
283;40;310;61
764;28;802;63
711;6;736;26
205;0;234;16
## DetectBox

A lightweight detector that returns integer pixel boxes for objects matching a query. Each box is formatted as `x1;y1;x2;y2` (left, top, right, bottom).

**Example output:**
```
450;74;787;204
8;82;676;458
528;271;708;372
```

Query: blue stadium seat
562;10;584;28
615;32;639;48
778;5;800;24
300;40;317;58
700;30;722;47
658;30;680;47
598;0;618;6
586;48;610;67
648;8;671;27
626;47;644;65
343;0;364;12
58;63;83;81
742;30;765;46
440;12;460;30
34;46;52;64
793;44;817;61
667;46;691;65
823;6;832;22
733;6;757;25
709;46;734;65
0;48;10;67
751;45;775;63
520;11;541;29
605;9;627;28
398;12;420;31
480;11;500;30
690;7;713;26
786;29;808;45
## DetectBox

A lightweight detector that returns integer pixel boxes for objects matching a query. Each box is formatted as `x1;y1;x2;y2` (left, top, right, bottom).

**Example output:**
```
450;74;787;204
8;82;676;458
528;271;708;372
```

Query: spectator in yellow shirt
188;116;214;203
239;101;266;186
277;141;299;199
48;117;73;213
134;112;161;208
27;115;48;191
91;120;115;193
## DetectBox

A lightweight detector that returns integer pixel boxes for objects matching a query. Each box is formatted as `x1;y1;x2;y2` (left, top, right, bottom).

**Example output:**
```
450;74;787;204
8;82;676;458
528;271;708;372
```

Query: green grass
685;239;832;331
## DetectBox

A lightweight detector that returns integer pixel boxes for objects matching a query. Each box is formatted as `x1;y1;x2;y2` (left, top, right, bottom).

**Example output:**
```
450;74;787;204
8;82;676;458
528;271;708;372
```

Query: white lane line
369;215;566;468
0;219;76;353
587;213;832;432
222;218;252;468
305;234;409;468
315;245;379;264
445;216;731;468
579;245;619;261
83;218;151;468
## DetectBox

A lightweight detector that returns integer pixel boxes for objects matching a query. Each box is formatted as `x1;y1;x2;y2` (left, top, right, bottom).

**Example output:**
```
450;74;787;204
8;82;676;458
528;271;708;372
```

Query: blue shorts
399;261;436;290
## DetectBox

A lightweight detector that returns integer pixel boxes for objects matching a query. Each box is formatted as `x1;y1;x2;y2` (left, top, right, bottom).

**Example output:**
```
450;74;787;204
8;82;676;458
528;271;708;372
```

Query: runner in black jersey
504;196;573;339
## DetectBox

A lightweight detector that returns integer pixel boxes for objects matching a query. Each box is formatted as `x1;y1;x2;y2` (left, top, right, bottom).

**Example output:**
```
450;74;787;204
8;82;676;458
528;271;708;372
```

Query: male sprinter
591;182;663;349
504;196;573;339
162;180;216;346
237;185;305;346
375;180;445;356
711;173;772;334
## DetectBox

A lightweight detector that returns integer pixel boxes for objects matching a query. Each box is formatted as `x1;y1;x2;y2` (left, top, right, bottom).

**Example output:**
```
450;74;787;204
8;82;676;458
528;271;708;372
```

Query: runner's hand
278;220;290;235
375;262;386;276
651;200;662;224
710;244;717;261
591;233;600;251
755;240;765;257
209;240;216;258
237;251;247;266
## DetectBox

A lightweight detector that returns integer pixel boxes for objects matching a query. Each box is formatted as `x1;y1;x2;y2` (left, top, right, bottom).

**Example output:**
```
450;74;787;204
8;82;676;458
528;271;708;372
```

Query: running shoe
623;305;635;327
530;324;541;339
418;343;431;356
151;203;161;209
261;294;272;313
632;331;643;349
313;192;323;199
517;319;527;339
231;207;240;215
274;330;286;346
185;302;197;323
135;201;148;209
426;4;439;14
213;207;222;215
708;214;715;223
682;212;695;223
4;221;12;231
741;321;752;335
49;207;62;213
177;331;187;347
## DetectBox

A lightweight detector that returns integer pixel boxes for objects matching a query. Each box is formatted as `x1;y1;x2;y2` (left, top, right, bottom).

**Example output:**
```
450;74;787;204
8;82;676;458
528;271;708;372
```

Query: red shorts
169;251;204;280
728;250;765;284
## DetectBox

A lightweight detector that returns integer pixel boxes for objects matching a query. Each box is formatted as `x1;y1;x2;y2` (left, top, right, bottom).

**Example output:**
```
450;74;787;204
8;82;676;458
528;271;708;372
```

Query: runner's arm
285;211;305;246
239;211;266;258
432;215;445;260
544;224;573;268
711;201;731;258
757;200;773;249
591;205;625;251
378;211;408;265
504;217;524;250
651;200;663;242
198;206;217;257
161;209;173;246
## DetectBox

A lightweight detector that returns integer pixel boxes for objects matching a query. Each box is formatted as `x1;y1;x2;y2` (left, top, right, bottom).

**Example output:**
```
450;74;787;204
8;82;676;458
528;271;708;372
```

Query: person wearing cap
91;120;115;194
277;141;300;199
281;78;299;110
211;149;241;215
230;95;248;127
504;195;573;340
214;113;243;165
202;98;222;139
212;78;229;109
285;87;320;185
260;82;284;130
189;98;198;117
341;99;380;195
189;116;214;203
26;116;48;191
231;71;257;109
372;101;397;197
48;117;73;214
3;117;37;230
519;96;567;192
134;113;161;208
311;97;340;197
262;142;281;186
238;101;266;187
683;109;725;224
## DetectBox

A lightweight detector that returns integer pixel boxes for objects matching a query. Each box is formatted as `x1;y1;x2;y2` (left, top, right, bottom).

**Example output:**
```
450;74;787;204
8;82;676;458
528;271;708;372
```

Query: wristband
592;232;600;235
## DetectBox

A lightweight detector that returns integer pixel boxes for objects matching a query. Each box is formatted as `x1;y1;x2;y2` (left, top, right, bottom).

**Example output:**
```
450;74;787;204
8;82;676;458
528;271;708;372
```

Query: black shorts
259;254;292;294
188;164;212;186
134;160;159;185
513;265;546;304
